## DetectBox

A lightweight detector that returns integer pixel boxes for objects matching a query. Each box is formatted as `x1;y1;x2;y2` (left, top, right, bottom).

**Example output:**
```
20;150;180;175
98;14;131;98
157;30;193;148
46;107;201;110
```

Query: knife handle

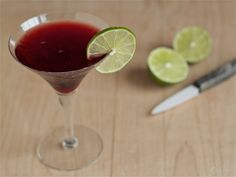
194;59;236;92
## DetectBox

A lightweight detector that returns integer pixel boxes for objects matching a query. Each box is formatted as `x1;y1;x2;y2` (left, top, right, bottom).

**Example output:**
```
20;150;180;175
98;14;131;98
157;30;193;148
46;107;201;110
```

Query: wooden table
1;0;235;176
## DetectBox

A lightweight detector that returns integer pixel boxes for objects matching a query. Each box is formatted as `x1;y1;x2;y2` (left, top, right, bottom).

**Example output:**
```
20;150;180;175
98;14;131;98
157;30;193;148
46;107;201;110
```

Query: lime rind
148;47;189;84
173;26;212;63
87;27;136;73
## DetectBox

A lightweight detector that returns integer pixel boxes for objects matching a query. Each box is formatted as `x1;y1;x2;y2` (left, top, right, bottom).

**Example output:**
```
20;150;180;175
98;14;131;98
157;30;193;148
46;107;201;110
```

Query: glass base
36;125;103;170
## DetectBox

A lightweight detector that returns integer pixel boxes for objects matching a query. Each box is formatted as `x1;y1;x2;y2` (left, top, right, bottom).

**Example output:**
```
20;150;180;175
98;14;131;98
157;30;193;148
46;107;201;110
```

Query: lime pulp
87;27;136;73
173;26;212;63
148;47;189;84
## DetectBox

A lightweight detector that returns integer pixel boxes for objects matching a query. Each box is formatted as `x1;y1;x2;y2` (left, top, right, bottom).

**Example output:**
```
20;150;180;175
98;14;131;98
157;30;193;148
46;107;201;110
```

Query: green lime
148;47;189;84
87;27;136;73
173;26;212;63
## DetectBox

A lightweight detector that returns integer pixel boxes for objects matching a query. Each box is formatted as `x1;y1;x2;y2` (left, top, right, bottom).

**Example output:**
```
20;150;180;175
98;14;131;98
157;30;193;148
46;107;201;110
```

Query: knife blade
151;59;236;115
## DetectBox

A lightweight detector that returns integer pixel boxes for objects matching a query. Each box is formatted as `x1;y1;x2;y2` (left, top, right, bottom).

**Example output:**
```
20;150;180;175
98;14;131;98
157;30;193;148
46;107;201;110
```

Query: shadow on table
126;66;162;91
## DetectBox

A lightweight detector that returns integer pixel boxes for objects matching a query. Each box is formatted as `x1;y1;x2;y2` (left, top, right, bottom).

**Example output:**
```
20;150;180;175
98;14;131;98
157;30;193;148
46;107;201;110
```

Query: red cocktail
15;21;104;93
9;12;108;170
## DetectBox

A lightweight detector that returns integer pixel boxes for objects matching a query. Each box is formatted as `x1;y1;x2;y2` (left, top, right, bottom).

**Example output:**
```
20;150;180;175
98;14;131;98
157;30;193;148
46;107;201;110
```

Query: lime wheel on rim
87;27;136;73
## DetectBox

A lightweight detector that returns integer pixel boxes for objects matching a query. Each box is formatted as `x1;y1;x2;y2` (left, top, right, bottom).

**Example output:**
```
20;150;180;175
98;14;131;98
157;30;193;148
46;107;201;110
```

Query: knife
151;59;236;115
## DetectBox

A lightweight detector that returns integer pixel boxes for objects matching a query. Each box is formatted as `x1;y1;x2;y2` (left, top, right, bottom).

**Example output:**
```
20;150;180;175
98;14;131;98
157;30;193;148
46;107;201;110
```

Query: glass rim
8;11;109;74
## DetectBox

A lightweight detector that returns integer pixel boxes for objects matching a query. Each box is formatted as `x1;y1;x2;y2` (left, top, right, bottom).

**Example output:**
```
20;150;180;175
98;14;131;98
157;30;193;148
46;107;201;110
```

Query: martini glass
8;12;108;170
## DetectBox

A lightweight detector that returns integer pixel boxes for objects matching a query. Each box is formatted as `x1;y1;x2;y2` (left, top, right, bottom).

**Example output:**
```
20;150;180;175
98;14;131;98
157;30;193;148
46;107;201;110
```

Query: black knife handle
194;59;236;92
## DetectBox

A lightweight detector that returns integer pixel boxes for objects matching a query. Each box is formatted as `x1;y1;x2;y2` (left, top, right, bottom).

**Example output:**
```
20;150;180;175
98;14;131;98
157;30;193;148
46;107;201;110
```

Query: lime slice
148;47;189;84
173;26;212;63
87;27;136;73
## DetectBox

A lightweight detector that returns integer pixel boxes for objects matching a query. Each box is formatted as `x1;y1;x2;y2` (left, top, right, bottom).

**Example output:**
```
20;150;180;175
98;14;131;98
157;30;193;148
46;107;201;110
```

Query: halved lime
87;27;136;73
148;47;189;84
173;26;212;63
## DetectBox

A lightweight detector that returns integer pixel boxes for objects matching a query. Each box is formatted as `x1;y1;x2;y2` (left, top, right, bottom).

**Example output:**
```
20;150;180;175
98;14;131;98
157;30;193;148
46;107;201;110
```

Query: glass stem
58;92;78;149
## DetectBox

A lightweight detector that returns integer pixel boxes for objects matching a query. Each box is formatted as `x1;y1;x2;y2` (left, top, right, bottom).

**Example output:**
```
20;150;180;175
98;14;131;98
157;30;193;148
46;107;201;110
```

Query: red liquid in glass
15;21;102;72
15;21;104;93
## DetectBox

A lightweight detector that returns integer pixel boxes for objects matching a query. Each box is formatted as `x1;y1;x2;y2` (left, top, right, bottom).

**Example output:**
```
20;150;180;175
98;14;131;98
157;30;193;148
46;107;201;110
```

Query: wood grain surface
0;0;236;176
